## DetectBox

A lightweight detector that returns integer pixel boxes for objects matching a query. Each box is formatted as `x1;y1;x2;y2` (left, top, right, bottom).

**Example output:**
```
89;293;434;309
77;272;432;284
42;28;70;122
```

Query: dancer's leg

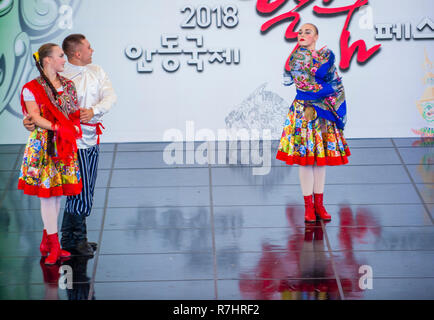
40;197;58;235
55;196;61;228
299;165;316;222
313;164;326;194
55;196;61;216
63;146;99;255
299;165;314;196
312;165;331;220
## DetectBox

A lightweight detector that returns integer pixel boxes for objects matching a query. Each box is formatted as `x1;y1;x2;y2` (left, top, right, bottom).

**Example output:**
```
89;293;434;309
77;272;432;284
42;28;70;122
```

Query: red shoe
40;229;71;258
40;229;49;257
59;248;71;259
45;233;70;265
314;193;331;221
303;195;317;223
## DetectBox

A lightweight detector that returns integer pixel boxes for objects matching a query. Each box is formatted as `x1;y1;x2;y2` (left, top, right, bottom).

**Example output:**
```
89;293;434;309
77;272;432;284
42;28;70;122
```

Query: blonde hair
38;43;58;68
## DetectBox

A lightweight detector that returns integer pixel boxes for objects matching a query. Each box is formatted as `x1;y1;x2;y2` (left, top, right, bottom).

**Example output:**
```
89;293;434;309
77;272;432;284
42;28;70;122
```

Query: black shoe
88;242;98;252
75;241;95;257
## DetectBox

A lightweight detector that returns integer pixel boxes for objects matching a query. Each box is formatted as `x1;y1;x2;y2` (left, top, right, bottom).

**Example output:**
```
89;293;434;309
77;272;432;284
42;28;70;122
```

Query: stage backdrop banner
0;0;433;144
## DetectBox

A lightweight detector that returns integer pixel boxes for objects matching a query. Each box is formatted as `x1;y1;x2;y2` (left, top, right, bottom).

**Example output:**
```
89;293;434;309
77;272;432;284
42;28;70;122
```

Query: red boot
41;229;71;258
45;233;71;265
40;229;49;257
314;193;331;221
303;195;317;223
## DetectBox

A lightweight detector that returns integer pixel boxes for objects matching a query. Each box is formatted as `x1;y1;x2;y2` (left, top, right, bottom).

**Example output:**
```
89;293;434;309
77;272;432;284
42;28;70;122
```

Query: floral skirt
18;128;82;197
276;99;351;166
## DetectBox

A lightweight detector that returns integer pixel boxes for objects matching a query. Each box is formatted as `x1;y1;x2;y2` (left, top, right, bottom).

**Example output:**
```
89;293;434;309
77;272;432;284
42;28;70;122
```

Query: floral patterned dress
18;76;82;197
276;46;351;166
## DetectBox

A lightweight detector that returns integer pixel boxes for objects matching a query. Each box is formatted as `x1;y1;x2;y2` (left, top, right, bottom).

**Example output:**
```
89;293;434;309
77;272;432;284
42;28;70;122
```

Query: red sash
21;80;82;162
81;122;105;144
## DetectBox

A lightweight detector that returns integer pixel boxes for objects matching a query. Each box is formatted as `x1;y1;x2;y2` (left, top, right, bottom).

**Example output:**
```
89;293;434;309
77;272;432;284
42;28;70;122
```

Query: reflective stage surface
0;138;433;300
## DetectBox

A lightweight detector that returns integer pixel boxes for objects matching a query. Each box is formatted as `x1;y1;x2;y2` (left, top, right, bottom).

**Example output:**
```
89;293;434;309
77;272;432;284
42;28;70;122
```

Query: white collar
65;62;87;71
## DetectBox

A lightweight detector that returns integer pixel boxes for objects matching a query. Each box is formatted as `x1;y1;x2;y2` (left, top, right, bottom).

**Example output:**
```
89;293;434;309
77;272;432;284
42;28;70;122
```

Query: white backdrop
0;0;433;144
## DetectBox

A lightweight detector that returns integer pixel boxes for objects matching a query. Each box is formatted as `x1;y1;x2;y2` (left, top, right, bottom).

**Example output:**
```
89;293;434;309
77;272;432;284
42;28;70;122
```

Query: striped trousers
65;145;100;216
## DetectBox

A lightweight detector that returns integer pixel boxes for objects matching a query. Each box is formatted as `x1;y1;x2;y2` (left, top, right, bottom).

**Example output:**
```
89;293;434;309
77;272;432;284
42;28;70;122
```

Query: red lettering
256;0;289;13
257;0;381;70
258;0;313;39
314;0;381;69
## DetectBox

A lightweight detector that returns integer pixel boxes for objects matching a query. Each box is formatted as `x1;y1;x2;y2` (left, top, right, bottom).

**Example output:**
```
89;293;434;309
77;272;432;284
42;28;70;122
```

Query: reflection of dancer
18;44;82;265
299;224;327;278
238;222;338;300
62;256;95;300
39;255;94;300
276;24;351;223
239;205;381;300
40;258;61;300
24;34;117;256
280;223;338;300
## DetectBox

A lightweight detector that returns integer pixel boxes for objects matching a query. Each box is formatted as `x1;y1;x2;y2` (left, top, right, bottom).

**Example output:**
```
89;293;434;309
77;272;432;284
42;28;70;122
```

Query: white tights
298;165;326;197
40;197;61;235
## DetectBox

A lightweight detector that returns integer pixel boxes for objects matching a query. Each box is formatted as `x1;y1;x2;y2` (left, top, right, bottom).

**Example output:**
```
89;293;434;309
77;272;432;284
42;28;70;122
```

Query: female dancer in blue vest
277;23;351;223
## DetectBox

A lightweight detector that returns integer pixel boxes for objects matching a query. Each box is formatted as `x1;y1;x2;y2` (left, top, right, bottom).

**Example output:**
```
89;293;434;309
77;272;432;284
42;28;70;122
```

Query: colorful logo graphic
413;48;434;138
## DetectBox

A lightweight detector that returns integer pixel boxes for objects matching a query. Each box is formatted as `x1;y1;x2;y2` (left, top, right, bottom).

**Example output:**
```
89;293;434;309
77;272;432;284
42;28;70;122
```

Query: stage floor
0;138;433;300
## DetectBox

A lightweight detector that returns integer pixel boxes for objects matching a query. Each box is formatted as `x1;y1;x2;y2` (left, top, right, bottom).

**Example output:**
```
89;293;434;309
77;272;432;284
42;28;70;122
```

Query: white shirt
61;63;117;149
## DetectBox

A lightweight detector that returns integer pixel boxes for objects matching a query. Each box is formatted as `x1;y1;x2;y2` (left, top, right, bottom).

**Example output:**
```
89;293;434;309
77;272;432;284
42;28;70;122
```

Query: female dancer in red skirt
276;23;351;223
18;43;83;264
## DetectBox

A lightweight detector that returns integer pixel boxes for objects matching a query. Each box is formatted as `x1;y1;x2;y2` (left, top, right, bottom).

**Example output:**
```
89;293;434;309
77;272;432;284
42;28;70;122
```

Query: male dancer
24;34;117;256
